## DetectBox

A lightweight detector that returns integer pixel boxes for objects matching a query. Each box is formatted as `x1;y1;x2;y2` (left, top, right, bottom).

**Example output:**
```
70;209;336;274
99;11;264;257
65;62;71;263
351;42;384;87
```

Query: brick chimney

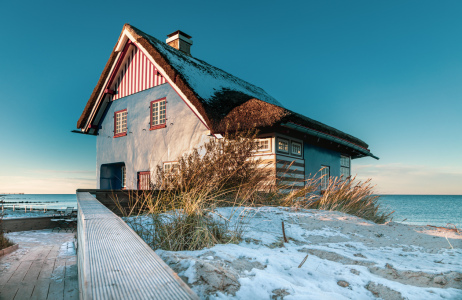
166;30;193;55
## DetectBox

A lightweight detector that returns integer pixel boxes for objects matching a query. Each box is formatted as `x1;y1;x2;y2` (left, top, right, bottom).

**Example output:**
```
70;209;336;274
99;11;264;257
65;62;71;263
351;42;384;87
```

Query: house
75;24;378;190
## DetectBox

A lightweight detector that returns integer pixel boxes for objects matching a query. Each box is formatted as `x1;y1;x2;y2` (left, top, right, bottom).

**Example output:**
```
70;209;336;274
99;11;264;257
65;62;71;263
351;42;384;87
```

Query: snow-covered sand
129;207;462;299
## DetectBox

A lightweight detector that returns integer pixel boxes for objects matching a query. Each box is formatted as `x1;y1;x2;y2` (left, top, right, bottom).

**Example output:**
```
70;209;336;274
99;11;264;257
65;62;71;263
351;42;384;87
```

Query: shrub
0;209;13;251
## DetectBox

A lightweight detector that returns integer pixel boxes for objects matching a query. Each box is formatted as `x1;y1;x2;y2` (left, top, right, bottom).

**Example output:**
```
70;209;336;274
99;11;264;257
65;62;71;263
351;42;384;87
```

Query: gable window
291;142;302;156
277;138;289;153
138;171;151;190
114;109;127;137
255;138;270;151
163;161;179;173
320;166;330;190
150;98;166;130
340;155;350;179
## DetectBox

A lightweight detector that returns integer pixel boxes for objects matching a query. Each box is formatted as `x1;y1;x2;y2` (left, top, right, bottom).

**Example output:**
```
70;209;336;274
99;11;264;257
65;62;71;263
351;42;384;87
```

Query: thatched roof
77;24;375;157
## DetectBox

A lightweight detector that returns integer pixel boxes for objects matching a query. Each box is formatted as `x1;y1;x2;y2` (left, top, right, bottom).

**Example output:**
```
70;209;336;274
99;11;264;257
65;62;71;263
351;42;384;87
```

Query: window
320;166;330;190
121;166;126;189
291;142;302;156
277;138;289;153
254;138;270;151
340;155;350;179
114;109;127;137
150;98;166;130
163;162;179;173
138;171;151;190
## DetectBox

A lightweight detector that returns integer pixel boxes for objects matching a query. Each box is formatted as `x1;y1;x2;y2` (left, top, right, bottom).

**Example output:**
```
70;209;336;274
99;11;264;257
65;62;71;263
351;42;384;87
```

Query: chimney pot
166;30;193;55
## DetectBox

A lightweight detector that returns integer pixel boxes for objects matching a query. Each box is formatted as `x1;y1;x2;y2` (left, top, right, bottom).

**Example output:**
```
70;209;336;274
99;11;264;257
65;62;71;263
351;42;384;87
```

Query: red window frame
137;171;151;190
114;109;127;138
150;98;167;130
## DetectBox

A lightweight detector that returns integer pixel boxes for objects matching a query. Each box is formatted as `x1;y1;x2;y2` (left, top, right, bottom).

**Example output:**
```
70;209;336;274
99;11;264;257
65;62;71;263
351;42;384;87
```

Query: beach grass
124;130;391;251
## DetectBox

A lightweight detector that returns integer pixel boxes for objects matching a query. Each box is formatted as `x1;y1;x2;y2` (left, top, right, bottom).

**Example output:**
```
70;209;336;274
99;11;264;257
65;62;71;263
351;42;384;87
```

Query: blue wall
304;143;341;178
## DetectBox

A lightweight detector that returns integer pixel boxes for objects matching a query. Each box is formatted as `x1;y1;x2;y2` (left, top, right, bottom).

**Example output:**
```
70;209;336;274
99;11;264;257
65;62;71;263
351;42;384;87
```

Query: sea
0;194;460;228
378;195;462;228
0;194;77;210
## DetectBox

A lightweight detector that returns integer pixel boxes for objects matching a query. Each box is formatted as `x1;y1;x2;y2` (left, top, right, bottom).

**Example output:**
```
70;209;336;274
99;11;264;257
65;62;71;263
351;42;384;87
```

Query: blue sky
0;0;461;194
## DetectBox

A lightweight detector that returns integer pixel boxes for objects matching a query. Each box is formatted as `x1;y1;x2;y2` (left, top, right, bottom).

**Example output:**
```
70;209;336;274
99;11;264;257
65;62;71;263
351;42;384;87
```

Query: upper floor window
255;138;270;151
291;142;302;156
150;98;166;130
114;109;127;137
340;155;350;179
320;166;330;190
277;138;289;153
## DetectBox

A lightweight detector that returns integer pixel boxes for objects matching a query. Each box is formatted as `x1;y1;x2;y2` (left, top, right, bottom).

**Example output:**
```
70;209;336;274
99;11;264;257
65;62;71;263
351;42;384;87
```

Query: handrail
77;192;198;300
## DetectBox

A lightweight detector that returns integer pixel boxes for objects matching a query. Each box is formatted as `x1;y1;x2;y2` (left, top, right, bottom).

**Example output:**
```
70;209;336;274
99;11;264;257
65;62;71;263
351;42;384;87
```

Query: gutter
281;122;379;160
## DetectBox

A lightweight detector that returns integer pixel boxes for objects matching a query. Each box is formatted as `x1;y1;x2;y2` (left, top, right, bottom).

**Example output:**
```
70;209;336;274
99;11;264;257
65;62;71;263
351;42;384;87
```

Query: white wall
96;83;210;189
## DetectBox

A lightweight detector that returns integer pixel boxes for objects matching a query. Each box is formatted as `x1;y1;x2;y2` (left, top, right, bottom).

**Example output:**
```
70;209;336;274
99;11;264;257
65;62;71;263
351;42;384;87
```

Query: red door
137;171;151;190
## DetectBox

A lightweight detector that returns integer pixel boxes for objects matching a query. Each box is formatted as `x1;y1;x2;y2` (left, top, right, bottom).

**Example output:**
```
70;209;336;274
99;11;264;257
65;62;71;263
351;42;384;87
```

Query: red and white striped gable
111;45;167;100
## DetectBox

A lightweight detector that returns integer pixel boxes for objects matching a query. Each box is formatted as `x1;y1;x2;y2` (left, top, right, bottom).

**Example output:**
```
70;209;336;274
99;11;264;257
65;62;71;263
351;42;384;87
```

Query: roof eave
281;122;379;160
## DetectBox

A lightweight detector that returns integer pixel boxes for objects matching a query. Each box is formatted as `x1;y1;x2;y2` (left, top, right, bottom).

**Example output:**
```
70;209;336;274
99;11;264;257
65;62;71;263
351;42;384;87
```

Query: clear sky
0;0;461;194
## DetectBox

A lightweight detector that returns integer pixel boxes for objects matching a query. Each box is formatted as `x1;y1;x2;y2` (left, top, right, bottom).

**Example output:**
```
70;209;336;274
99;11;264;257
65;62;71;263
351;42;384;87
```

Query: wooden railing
76;192;198;300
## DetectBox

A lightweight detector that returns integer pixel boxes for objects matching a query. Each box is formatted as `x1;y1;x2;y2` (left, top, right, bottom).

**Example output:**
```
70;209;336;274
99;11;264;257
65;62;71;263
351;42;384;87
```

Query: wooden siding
276;155;305;188
112;46;166;100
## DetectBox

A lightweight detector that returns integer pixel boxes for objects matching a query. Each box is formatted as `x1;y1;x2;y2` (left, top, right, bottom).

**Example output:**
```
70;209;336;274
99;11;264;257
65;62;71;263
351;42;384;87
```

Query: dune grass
302;174;392;224
124;130;391;251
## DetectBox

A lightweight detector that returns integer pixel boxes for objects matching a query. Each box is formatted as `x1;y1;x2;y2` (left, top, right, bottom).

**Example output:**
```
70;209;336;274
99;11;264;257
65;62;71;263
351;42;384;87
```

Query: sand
147;207;462;299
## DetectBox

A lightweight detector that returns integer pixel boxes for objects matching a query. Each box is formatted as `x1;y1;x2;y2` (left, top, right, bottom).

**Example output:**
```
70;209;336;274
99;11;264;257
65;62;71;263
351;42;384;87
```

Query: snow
127;207;462;299
144;33;283;107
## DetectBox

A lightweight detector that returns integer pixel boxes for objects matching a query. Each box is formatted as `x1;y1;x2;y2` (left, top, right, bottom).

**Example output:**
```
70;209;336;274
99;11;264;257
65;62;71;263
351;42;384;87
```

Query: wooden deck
0;240;78;300
77;192;198;300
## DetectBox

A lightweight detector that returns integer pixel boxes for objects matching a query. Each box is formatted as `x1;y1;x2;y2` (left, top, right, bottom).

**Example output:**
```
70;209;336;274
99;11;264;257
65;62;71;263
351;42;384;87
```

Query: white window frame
277;138;289;153
254;138;270;152
150;98;166;129
320;166;330;190
340;155;350;179
163;161;179;173
114;109;127;137
291;142;302;156
121;165;126;189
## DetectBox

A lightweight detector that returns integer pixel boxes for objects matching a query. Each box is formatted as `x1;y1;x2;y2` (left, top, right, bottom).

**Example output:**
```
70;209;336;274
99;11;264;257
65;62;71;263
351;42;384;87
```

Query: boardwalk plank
0;259;22;285
38;258;56;280
45;245;61;260
46;257;67;300
23;260;44;282
8;260;33;283
30;279;51;300
13;281;35;299
0;283;19;300
64;263;79;300
22;246;52;262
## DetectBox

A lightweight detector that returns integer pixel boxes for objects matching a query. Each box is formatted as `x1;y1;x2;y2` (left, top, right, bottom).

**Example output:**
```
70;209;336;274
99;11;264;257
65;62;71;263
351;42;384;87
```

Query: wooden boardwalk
0;238;78;300
77;192;198;299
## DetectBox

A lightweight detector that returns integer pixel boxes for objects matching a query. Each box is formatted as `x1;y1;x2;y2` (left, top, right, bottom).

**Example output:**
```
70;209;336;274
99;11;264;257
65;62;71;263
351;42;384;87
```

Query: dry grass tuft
125;131;391;251
303;175;392;224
